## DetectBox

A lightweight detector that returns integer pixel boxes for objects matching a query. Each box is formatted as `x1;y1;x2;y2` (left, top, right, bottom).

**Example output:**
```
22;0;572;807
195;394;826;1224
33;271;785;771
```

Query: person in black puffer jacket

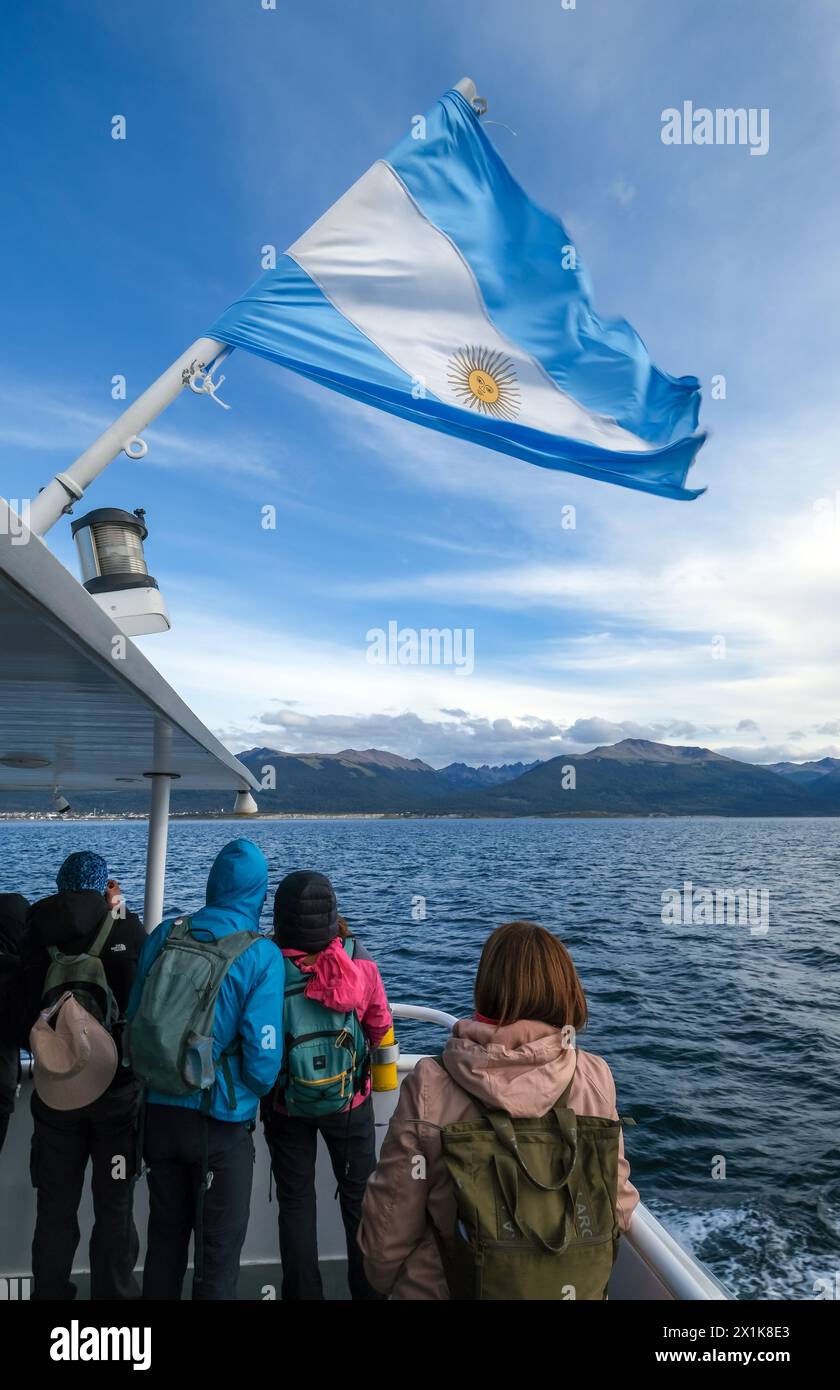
0;892;29;1157
22;851;146;1301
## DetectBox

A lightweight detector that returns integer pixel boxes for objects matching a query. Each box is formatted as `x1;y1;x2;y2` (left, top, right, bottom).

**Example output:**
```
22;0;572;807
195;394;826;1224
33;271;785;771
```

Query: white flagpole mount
454;76;487;116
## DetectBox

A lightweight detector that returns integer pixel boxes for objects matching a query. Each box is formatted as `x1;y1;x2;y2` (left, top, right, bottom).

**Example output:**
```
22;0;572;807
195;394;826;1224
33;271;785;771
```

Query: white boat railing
390;1002;457;1071
623;1204;730;1301
391;1003;458;1028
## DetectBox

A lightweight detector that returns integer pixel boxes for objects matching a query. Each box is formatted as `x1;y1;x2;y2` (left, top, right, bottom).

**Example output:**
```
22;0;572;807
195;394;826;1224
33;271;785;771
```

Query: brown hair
474;921;588;1030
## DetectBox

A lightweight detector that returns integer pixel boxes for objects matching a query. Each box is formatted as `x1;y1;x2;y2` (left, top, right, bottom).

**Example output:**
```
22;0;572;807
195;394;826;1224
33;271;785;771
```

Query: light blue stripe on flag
389;90;701;449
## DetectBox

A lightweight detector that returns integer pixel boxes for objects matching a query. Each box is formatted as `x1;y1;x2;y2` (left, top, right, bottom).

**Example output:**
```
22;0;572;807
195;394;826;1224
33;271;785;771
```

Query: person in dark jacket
0;893;29;1157
23;850;145;1301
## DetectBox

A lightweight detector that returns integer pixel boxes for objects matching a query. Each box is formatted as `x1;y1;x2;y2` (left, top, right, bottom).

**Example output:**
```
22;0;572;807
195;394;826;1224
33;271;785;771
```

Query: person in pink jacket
262;870;391;1300
358;920;639;1299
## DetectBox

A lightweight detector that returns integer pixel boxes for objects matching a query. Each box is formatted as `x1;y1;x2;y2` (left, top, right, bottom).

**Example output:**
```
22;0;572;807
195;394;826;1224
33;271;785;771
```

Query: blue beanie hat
56;851;109;895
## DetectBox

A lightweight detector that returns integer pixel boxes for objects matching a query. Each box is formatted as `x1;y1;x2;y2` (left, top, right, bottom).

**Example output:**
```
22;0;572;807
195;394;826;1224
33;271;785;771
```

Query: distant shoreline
3;812;840;823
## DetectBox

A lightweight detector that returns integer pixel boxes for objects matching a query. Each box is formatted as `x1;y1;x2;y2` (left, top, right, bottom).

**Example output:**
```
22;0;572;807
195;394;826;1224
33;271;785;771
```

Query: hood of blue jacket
197;838;268;935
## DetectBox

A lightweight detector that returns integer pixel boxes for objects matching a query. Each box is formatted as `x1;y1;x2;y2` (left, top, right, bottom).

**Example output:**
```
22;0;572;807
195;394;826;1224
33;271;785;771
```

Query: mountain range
767;756;840;796
6;739;840;817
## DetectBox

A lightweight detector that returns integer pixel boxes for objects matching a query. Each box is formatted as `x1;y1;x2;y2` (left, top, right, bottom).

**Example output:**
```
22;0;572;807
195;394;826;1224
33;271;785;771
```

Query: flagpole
28;336;227;536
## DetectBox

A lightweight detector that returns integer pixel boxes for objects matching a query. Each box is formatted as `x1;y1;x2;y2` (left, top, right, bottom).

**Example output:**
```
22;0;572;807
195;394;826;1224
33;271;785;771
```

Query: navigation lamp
71;507;171;636
234;790;259;815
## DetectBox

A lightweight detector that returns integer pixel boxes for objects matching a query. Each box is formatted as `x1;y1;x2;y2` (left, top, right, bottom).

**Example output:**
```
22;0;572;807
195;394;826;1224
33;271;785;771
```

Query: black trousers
264;1094;385;1300
0;1041;18;1158
143;1103;255;1301
30;1084;141;1301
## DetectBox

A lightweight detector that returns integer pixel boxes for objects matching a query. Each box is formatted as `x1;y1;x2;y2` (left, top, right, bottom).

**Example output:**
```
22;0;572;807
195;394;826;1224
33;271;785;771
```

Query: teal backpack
123;915;258;1107
272;937;368;1118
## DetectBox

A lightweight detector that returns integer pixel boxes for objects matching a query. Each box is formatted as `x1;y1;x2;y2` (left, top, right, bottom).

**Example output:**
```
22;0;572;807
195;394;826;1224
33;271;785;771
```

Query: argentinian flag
209;85;706;500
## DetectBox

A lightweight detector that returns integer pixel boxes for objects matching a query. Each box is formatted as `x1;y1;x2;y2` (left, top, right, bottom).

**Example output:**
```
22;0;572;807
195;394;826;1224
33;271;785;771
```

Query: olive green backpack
41;911;119;1030
432;1054;630;1300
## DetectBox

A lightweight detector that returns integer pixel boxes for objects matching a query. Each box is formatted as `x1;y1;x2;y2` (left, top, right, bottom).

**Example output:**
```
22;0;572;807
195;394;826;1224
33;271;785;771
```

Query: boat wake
652;1194;838;1301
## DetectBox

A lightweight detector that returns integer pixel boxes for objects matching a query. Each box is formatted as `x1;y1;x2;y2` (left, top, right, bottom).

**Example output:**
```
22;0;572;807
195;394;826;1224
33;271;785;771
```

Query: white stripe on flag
287;160;652;453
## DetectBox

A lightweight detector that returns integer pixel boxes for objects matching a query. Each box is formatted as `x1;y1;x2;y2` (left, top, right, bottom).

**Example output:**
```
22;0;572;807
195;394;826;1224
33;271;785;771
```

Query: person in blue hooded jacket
126;839;284;1300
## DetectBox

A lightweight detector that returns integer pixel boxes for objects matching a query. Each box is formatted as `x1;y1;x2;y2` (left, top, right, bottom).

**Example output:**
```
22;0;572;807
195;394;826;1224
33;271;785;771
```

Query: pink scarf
285;936;361;1011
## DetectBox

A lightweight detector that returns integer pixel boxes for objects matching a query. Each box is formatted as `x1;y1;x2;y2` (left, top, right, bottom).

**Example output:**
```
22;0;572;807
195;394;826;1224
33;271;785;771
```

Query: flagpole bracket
184;346;233;410
122;436;149;460
51;472;85;514
454;76;487;117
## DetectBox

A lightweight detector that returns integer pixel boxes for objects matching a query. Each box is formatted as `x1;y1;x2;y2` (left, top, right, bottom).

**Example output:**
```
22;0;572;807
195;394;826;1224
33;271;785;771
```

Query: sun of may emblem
447;346;521;421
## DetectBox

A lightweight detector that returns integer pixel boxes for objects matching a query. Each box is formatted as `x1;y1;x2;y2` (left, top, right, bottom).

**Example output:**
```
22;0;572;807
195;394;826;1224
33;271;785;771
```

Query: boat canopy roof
0;499;257;794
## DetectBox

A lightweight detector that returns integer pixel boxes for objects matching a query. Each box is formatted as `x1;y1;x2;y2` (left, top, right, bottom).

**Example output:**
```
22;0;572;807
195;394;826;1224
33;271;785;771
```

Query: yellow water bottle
371;1026;399;1091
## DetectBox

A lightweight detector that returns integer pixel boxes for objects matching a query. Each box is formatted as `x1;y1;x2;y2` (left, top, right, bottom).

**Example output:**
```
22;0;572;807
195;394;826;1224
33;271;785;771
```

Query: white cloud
563;716;698;745
564;716;656;745
608;176;637;207
718;744;840;766
329;407;840;760
250;708;571;765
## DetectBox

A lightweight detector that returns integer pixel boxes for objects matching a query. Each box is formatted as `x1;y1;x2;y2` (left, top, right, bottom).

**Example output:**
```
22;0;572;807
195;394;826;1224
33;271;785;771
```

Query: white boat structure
0;500;730;1300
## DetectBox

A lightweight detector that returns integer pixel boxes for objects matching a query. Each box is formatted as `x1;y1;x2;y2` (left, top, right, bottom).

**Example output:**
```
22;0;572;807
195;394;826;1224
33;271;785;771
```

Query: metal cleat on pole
186;345;233;409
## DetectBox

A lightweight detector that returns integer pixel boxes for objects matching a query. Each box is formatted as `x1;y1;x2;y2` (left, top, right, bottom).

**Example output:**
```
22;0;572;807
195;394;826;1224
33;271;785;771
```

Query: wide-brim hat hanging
30;992;117;1110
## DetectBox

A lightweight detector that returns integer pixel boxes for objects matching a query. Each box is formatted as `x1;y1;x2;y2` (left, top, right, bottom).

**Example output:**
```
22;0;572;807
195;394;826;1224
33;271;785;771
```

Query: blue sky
3;0;840;767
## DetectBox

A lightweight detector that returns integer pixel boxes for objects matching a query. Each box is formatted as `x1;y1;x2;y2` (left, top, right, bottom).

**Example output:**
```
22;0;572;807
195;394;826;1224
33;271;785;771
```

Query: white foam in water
651;1198;834;1301
816;1183;840;1239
